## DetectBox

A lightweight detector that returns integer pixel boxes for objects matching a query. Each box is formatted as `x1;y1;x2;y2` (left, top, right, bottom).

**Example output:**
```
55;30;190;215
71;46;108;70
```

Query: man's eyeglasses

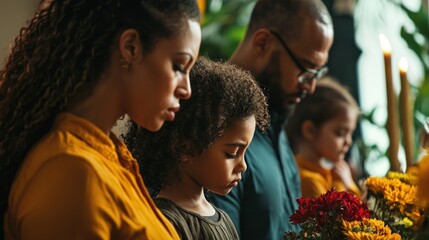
270;30;328;85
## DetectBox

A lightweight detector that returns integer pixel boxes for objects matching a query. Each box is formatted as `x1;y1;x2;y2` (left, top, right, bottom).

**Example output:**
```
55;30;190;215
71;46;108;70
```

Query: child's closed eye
335;128;349;136
225;152;238;159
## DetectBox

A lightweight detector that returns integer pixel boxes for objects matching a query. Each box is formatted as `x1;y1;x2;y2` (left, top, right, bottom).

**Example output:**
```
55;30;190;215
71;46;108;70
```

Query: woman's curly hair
0;0;200;231
123;57;270;192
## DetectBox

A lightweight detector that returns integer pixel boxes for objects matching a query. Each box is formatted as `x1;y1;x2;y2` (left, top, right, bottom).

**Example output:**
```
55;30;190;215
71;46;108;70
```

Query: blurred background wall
0;0;38;62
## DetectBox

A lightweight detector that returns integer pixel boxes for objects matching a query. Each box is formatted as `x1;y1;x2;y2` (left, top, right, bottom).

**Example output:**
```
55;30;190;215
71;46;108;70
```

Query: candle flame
399;57;408;73
379;34;391;54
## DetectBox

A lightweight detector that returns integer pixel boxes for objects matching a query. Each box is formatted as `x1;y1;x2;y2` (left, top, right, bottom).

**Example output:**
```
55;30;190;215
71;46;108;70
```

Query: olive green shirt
155;198;239;240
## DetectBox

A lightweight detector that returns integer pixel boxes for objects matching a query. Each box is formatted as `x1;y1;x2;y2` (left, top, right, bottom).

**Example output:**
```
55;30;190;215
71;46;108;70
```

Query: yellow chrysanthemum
344;232;401;240
384;185;417;207
387;171;418;185
342;218;401;240
387;178;405;189
363;168;426;236
367;176;418;210
366;177;390;193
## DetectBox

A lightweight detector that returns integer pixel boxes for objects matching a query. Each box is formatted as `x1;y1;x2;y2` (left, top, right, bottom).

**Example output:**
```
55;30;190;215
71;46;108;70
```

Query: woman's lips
166;106;180;121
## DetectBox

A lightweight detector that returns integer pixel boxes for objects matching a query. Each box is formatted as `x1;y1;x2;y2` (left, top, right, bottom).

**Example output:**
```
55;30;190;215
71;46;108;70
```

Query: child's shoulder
154;197;183;217
155;197;201;223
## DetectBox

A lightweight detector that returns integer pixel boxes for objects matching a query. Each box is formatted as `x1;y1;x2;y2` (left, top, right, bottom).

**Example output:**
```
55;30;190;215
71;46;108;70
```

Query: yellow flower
396;217;413;228
384;185;417;207
366;177;389;193
363;169;426;237
344;232;401;240
404;207;424;229
367;175;418;211
387;171;418;185
342;218;401;240
387;178;404;189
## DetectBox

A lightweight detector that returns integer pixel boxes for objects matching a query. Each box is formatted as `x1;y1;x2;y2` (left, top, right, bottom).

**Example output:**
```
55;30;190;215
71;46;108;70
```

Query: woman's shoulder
12;126;125;207
20;132;104;181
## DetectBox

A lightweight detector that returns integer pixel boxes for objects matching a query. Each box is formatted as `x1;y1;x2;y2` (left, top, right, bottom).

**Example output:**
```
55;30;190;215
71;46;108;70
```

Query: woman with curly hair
0;0;201;239
123;57;270;239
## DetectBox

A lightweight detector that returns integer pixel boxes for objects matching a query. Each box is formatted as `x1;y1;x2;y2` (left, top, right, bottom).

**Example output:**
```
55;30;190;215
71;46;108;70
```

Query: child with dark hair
286;78;361;198
1;0;201;239
124;57;270;239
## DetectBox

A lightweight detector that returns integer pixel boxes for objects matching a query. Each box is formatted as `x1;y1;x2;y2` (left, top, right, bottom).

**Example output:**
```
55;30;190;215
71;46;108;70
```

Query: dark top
210;114;301;240
155;198;239;240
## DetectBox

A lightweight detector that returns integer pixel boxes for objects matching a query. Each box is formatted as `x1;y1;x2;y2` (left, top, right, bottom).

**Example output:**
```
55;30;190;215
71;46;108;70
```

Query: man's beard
255;54;305;118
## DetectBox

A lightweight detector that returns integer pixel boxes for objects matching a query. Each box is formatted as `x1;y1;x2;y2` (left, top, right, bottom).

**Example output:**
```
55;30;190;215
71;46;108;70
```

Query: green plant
200;0;255;60
400;2;429;130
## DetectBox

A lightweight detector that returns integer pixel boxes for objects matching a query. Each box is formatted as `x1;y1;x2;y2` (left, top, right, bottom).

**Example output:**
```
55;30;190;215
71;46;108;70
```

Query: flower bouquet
365;171;425;239
284;188;377;239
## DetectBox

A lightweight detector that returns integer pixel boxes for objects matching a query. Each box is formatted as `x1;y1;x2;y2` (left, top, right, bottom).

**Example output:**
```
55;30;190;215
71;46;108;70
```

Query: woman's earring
120;58;131;71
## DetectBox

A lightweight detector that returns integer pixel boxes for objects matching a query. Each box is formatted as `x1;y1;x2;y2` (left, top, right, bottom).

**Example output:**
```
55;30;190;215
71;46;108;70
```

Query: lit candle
379;34;401;171
399;58;415;169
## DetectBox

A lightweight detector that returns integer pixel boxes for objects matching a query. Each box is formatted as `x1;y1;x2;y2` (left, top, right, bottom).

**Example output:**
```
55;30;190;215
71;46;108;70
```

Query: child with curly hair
124;57;269;239
286;78;361;198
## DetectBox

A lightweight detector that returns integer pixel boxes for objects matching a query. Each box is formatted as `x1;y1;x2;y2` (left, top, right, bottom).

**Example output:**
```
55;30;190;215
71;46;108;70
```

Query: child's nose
345;135;353;147
236;156;247;173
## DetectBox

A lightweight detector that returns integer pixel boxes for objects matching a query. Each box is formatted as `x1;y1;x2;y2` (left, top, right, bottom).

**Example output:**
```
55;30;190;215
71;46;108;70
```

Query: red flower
290;197;312;224
289;188;371;238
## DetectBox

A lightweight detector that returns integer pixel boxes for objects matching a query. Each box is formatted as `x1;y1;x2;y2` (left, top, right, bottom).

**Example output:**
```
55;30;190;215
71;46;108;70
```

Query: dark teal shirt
211;117;301;240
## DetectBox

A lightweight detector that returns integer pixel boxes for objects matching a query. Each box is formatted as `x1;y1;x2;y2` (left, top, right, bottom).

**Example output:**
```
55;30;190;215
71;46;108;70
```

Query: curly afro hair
123;57;269;192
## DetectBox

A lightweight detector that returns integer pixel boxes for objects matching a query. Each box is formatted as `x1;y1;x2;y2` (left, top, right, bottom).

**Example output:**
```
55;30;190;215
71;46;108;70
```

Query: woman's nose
176;74;191;100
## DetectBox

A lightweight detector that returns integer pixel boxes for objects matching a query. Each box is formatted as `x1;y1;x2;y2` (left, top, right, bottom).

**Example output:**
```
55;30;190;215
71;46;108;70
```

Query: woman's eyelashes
173;63;186;74
173;55;193;75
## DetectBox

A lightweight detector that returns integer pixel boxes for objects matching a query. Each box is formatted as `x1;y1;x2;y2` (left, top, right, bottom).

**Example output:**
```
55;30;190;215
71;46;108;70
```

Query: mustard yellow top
418;161;429;207
4;113;179;240
296;156;361;198
411;152;429;207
